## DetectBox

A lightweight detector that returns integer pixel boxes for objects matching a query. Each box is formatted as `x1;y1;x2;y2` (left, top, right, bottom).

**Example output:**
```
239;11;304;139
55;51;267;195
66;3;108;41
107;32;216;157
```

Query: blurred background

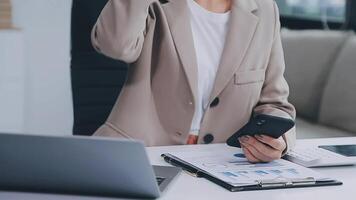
0;0;355;138
279;0;346;23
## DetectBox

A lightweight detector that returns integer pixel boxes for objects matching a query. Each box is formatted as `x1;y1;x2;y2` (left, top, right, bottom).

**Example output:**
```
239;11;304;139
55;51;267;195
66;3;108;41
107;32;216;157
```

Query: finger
241;145;261;163
255;135;286;151
242;142;275;162
240;136;278;158
240;136;282;161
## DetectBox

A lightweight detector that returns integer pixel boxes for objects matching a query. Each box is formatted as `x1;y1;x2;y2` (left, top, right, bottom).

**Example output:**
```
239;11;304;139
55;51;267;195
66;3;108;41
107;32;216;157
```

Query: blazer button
210;98;220;108
203;134;214;144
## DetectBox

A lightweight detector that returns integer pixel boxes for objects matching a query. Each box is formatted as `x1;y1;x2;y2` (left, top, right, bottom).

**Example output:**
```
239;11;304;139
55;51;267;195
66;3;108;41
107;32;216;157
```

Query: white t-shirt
187;0;231;135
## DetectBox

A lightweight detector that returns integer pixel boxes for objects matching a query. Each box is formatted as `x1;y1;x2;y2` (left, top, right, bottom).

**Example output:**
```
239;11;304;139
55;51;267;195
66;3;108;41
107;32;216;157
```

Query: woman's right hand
239;135;287;163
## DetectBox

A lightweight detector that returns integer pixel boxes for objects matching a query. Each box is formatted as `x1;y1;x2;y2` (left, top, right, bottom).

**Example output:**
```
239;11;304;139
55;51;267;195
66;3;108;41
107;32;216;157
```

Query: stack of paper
0;0;12;29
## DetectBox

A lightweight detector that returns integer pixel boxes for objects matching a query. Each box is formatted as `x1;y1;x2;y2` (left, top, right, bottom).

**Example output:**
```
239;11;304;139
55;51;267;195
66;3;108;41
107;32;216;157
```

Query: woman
91;0;296;163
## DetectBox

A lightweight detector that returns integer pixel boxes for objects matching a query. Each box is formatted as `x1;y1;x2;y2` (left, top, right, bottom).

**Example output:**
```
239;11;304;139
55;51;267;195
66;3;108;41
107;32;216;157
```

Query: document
167;146;331;187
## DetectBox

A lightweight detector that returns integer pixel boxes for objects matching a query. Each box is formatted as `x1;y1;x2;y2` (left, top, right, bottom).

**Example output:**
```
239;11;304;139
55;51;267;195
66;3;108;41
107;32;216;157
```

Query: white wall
0;30;26;133
4;0;74;136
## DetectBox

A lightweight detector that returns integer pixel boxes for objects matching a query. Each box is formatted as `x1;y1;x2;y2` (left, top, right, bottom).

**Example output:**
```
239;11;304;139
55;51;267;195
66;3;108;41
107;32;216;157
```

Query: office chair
71;0;128;136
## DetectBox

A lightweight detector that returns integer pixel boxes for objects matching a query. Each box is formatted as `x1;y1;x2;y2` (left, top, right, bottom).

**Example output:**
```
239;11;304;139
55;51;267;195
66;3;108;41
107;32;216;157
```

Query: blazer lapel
164;0;199;105
209;0;259;102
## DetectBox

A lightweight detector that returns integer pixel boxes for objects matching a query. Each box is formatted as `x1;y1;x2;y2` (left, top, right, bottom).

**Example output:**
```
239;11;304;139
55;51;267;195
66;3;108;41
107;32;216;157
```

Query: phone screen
319;145;356;157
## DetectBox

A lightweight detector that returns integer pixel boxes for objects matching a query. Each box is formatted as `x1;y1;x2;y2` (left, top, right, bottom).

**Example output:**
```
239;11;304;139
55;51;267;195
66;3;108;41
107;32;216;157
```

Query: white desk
1;137;355;200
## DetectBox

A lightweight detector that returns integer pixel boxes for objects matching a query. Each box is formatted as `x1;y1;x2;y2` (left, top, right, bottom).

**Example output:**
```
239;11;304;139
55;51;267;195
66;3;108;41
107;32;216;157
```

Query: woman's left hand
239;135;287;163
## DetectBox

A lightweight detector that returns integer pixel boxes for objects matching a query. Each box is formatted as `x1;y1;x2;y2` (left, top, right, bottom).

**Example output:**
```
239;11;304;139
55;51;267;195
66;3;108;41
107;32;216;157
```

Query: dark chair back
71;0;128;135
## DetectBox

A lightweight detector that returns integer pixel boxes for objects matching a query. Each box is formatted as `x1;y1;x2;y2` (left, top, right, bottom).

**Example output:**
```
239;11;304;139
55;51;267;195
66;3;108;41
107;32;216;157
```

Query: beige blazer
91;0;296;152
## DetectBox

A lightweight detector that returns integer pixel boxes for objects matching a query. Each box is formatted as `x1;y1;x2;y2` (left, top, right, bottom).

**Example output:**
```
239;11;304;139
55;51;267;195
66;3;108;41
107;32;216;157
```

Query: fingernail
255;135;263;139
240;136;249;143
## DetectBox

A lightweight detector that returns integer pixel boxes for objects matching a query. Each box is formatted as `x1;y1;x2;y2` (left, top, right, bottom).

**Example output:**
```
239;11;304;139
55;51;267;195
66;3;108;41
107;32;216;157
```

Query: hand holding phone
226;114;295;148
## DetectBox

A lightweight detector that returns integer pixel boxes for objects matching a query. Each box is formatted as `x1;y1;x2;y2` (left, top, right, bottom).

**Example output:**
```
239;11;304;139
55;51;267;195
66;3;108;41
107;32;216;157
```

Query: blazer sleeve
253;2;296;155
91;0;156;63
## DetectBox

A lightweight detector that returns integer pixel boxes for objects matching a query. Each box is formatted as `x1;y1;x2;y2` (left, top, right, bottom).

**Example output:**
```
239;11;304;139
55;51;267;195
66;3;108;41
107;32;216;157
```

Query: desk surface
1;137;355;200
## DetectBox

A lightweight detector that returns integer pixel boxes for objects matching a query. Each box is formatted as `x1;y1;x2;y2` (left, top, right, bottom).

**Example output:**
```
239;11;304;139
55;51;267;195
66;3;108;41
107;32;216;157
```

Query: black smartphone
226;114;295;148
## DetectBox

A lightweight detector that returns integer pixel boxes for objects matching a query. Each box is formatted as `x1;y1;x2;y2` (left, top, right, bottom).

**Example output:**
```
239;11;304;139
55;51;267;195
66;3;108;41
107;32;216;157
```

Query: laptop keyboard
156;177;166;185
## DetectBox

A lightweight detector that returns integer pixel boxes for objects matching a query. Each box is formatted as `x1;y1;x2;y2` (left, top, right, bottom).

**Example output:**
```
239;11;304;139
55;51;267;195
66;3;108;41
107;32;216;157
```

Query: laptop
0;133;181;198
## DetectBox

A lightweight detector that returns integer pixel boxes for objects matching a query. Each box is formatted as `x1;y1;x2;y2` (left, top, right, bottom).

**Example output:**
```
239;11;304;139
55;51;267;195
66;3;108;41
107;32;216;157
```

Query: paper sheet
169;147;329;186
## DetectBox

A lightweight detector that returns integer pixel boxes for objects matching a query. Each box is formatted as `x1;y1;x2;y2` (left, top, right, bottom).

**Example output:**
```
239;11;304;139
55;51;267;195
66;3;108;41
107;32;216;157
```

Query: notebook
161;146;342;192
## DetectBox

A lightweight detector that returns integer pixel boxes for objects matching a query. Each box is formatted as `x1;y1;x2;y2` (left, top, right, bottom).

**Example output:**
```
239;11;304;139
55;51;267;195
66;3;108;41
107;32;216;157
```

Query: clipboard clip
258;177;316;188
161;154;204;177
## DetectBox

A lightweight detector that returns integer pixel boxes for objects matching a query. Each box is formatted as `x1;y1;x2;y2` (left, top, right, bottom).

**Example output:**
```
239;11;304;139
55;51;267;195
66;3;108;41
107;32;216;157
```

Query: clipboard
161;153;342;192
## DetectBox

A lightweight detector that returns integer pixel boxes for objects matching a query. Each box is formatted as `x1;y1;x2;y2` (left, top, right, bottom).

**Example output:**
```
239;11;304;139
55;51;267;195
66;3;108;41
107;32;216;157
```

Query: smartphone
226;114;295;148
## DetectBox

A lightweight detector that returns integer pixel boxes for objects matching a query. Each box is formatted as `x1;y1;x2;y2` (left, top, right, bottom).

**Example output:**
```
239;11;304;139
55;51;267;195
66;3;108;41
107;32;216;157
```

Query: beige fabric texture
281;30;350;121
91;0;296;152
319;34;356;133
